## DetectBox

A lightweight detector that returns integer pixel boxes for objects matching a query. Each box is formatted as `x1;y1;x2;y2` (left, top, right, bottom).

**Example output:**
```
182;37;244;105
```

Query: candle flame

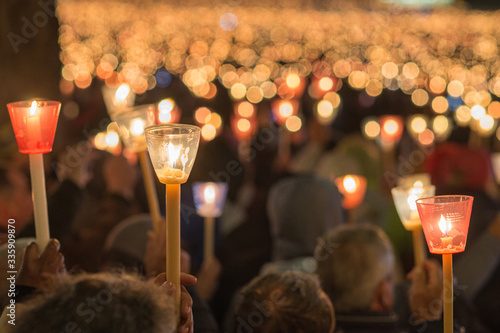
166;143;181;166
115;84;130;102
343;176;357;193
29;101;38;116
130;118;144;135
438;215;452;235
204;184;216;203
407;185;424;211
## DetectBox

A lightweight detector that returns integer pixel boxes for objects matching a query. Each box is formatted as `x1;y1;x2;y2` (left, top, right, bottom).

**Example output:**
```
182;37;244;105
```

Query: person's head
0;164;33;231
233;270;335;333
315;224;395;314
267;175;345;261
13;273;176;333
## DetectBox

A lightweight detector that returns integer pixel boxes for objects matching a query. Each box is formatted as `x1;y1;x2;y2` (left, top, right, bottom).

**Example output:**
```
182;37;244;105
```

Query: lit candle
391;182;434;267
156;143;188;184
27;101;42;150
114;105;161;231
416;195;473;333
114;84;131;109
145;124;200;322
335;175;367;213
439;215;453;249
130;118;146;146
193;182;228;264
7;100;61;252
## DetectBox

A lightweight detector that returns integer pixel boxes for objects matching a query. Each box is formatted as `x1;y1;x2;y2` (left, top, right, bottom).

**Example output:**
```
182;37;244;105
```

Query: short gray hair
13;272;176;333
315;224;395;313
233;270;334;333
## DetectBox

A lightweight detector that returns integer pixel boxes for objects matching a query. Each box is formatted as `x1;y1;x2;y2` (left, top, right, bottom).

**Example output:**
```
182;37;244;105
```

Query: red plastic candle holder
7;100;61;154
416;195;473;254
335;174;367;210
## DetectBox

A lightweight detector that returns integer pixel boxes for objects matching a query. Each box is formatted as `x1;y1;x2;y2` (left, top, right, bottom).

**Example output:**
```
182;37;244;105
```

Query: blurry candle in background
392;181;435;266
193;182;228;264
114;105;161;231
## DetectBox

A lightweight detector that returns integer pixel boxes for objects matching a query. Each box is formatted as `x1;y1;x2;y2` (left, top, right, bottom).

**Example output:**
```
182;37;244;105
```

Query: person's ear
371;279;394;313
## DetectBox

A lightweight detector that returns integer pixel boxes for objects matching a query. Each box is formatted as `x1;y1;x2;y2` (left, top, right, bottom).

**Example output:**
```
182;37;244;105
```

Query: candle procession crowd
2;1;500;333
1;96;499;333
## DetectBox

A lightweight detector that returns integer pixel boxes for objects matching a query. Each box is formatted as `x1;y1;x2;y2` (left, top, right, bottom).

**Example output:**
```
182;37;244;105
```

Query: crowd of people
1;103;499;333
2;0;500;331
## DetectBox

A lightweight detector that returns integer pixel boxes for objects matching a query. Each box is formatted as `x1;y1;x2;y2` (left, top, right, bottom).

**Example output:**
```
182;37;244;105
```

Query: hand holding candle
7;100;61;252
145;124;200;321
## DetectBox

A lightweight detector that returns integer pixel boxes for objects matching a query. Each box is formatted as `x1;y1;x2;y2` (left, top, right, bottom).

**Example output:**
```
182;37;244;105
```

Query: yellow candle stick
138;150;162;232
204;216;215;264
145;124;201;324
411;228;427;267
443;253;453;333
166;183;181;319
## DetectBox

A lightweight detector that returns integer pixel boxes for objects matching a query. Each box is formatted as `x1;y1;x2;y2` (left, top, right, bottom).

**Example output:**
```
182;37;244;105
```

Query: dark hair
13;273;175;333
233;270;334;333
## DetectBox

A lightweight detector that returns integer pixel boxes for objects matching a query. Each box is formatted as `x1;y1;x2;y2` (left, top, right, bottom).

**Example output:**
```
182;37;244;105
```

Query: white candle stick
29;153;50;252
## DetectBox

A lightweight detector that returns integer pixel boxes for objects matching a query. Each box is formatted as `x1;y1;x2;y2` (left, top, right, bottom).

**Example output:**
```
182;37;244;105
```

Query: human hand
16;239;66;291
407;259;443;323
154;272;197;333
195;258;222;301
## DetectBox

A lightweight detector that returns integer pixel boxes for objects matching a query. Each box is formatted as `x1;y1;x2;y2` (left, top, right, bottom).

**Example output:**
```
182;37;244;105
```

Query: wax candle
145;124;201;322
193;182;228;264
27;101;42;150
416;195;473;333
7;100;61;252
439;215;453;249
335;175;367;211
114;105;161;231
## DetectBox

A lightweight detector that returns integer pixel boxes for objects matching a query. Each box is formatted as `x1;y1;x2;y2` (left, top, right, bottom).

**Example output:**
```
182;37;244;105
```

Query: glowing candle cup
7;100;61;252
115;105;162;232
193;182;228;264
335;174;367;211
102;84;136;119
416;195;473;333
391;183;435;266
145;124;200;318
